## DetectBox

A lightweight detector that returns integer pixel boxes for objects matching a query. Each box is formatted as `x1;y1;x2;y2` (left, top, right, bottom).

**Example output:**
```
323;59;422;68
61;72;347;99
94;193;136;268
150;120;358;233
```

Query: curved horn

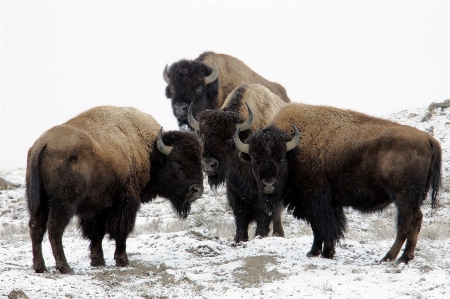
187;103;200;131
286;125;301;151
234;128;249;154
157;127;173;156
163;64;170;84
236;102;254;131
204;62;219;84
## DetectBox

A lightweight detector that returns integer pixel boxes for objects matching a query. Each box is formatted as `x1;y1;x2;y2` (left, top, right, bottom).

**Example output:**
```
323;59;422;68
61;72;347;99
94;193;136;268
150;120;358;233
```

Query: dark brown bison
163;51;290;130
188;84;287;242
26;106;204;274
235;103;441;263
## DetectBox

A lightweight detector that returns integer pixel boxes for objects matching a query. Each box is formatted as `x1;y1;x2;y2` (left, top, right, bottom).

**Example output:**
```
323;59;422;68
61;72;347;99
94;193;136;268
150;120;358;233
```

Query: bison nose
187;184;203;202
174;102;189;118
261;178;278;194
202;157;219;173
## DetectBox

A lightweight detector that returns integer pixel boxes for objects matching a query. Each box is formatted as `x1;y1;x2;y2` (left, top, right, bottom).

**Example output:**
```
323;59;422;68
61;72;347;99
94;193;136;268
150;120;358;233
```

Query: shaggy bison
188;84;287;242
235;103;441;263
163;51;290;130
26;106;203;274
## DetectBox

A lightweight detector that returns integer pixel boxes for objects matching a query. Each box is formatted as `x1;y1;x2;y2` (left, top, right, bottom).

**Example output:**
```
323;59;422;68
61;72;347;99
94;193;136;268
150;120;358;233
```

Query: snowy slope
0;106;449;299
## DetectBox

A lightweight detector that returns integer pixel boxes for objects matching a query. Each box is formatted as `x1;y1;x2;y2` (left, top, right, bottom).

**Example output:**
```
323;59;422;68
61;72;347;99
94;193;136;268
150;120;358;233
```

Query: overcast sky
1;1;449;170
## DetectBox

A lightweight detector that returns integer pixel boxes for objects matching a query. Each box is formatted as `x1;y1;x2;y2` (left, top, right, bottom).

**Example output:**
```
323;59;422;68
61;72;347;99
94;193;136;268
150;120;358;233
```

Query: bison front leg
271;203;285;237
306;224;323;257
114;238;129;267
47;207;75;274
29;200;49;273
227;186;252;242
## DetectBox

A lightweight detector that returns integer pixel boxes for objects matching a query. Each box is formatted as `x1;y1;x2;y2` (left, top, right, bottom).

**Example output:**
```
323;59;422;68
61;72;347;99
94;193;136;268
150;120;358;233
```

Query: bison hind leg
381;192;424;264
78;212;108;267
29;195;49;273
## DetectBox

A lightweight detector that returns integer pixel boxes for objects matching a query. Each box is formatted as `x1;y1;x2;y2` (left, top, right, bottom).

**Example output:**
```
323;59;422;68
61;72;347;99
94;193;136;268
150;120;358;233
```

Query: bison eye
170;86;176;95
172;160;181;169
251;157;260;165
277;154;285;162
195;85;203;95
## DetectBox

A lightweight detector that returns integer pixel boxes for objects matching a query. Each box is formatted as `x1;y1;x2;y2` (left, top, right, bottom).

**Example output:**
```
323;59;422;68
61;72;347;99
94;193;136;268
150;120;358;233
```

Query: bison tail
429;138;442;209
26;143;47;213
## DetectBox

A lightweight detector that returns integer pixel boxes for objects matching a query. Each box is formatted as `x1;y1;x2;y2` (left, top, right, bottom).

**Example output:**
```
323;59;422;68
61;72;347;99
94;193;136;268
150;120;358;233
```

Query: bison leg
29;199;49;273
114;238;129;267
226;185;251;242
79;213;107;267
271;203;285;237
254;212;271;239
47;206;75;274
396;204;423;264
381;195;422;263
322;241;336;259
307;225;323;258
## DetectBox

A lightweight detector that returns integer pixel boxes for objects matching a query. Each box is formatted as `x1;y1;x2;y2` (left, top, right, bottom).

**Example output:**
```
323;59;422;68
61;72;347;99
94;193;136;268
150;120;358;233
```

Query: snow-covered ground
1;106;449;299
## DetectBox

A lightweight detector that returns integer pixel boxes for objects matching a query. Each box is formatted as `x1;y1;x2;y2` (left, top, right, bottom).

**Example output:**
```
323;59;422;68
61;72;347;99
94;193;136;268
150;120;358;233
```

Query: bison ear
165;85;171;99
238;152;251;162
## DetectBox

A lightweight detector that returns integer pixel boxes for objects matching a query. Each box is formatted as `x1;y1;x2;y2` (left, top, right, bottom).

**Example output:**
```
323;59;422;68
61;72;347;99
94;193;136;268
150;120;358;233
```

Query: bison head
234;125;300;213
164;60;219;130
151;128;204;218
188;103;253;190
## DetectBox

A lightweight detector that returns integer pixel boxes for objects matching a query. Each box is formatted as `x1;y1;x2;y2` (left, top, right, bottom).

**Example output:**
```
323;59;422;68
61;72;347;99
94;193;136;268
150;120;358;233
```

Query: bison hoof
380;253;396;263
57;265;75;275
233;236;249;243
115;256;129;267
306;250;321;258
396;254;413;264
34;265;48;273
90;257;106;267
321;252;335;259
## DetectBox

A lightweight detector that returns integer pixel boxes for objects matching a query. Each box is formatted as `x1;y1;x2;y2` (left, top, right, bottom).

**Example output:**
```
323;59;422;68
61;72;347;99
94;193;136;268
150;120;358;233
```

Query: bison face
235;126;300;213
152;130;204;219
164;60;219;130
197;110;244;189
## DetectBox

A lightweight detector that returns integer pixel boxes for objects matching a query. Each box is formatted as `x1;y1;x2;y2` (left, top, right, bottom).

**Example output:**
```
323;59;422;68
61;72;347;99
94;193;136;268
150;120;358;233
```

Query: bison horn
235;102;254;131
163;64;170;84
187;103;200;131
233;128;249;154
204;62;219;84
157;127;173;156
286;125;301;151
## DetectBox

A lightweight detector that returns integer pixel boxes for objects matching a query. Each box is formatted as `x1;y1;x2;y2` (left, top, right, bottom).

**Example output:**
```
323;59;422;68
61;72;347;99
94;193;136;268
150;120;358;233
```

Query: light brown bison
163;51;290;130
26;106;203;274
235;103;441;263
188;84;287;242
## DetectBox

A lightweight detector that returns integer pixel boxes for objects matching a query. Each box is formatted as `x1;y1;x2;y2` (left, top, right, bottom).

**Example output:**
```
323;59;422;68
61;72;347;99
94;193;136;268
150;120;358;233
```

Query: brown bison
26;106;204;274
188;84;287;242
163;51;290;130
235;103;441;263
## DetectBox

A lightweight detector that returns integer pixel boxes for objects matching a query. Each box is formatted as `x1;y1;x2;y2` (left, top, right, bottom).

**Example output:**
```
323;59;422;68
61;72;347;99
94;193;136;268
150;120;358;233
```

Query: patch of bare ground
232;255;286;287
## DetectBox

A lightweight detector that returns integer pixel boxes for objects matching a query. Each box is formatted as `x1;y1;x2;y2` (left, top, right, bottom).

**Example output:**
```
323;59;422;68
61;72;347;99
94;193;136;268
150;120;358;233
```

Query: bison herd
26;51;442;274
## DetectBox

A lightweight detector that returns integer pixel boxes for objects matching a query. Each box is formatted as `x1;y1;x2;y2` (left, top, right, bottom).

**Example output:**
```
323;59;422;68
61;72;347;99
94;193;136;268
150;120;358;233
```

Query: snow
0;106;449;299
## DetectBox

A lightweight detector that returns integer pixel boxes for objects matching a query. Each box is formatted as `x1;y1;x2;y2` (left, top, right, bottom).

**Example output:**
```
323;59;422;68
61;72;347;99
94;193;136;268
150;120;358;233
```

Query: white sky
1;1;449;170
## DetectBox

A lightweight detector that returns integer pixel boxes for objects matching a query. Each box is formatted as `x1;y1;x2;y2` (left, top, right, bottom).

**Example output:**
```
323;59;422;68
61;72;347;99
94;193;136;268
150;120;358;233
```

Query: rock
8;290;30;299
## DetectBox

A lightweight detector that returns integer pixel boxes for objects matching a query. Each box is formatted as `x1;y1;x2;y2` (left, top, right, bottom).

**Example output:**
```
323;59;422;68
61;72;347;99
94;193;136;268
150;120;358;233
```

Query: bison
163;51;290;130
188;84;287;242
234;103;441;263
26;106;204;274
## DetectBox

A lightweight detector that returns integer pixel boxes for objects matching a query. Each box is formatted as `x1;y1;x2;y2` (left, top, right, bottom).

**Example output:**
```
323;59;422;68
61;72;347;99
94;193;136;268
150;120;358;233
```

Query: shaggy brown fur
165;51;290;129
194;84;287;242
238;103;441;263
26;106;203;274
